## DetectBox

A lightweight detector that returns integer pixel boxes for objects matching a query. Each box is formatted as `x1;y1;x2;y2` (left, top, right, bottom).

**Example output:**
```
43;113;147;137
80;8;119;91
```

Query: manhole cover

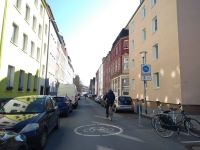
74;123;123;136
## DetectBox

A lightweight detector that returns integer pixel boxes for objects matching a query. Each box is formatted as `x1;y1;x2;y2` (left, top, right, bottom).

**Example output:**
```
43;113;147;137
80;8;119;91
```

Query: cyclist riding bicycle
104;89;115;118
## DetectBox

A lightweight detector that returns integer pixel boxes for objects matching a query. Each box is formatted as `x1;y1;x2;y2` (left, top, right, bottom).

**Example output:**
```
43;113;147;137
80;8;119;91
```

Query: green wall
0;70;40;100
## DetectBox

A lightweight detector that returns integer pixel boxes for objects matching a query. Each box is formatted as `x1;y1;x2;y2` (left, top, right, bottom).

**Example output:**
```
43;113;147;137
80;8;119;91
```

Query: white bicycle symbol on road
74;123;123;136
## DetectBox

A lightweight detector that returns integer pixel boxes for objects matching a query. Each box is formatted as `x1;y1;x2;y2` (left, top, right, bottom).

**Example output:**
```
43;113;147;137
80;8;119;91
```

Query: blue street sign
141;64;151;81
141;64;151;75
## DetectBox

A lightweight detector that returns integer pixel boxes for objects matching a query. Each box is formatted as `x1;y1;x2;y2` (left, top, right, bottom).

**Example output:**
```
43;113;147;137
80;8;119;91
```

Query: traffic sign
141;64;151;75
141;64;151;81
141;75;152;81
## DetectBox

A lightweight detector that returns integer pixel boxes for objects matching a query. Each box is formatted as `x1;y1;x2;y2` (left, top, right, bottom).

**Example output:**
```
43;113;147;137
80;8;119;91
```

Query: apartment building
0;0;74;100
89;77;95;95
0;0;6;37
95;62;103;96
0;0;48;99
128;0;200;113
102;28;129;96
110;28;129;96
103;52;111;94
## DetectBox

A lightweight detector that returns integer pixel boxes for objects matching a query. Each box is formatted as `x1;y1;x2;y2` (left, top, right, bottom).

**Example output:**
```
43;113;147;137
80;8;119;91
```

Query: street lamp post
140;51;148;114
45;18;54;95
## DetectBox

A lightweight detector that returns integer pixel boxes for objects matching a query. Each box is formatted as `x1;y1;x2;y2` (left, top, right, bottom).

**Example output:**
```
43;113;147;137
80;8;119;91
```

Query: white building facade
0;0;74;99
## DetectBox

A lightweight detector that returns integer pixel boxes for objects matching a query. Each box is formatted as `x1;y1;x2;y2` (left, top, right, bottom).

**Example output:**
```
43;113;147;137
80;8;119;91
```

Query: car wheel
65;110;69;117
38;131;48;150
17;146;28;150
55;118;60;130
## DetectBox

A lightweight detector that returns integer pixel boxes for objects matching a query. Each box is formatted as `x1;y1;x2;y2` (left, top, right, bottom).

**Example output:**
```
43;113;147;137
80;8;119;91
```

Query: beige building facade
128;0;200;113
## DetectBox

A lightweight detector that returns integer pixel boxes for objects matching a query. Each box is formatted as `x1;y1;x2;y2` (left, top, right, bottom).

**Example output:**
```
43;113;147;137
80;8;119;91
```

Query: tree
73;75;83;92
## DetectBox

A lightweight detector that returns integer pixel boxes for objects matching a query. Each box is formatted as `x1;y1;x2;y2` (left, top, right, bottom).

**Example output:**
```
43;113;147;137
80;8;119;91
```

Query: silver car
114;96;134;113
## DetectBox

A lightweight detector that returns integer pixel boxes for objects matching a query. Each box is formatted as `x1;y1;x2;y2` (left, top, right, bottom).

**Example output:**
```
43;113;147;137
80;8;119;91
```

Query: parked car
113;96;134;113
0;129;28;150
88;94;92;98
95;95;102;104
57;83;78;109
53;96;73;117
0;95;60;150
100;95;106;107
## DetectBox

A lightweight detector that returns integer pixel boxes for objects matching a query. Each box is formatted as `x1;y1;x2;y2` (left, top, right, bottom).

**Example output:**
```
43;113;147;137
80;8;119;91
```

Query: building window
25;5;30;22
152;16;158;32
34;75;38;91
151;0;157;7
153;72;160;88
141;6;146;19
141;28;146;42
122;78;129;86
27;73;32;91
7;65;15;90
118;57;120;71
115;46;118;55
22;34;28;52
152;44;158;60
37;47;40;61
38;24;42;39
123;57;129;70
123;40;129;49
42;65;45;76
45;24;48;36
40;4;43;16
18;70;25;91
34;0;38;8
31;41;35;57
115;61;117;73
43;43;46;54
32;16;37;31
11;23;19;45
15;0;22;10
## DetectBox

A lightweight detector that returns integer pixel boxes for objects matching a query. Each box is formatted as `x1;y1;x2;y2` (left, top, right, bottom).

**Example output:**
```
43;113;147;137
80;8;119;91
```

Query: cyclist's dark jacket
105;90;115;105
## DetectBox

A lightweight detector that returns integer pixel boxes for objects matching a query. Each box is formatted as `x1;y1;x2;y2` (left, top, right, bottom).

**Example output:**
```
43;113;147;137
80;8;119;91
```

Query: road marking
74;123;123;137
97;145;114;150
117;134;144;143
181;141;200;144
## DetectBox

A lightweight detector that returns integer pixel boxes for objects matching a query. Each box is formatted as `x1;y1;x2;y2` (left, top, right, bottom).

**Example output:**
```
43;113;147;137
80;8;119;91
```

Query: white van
57;83;78;108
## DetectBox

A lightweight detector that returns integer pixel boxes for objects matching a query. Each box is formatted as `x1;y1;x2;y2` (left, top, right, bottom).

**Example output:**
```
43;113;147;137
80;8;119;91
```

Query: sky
46;0;140;86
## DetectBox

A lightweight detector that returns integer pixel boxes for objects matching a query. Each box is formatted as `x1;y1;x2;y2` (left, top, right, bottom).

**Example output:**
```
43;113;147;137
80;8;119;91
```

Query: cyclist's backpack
159;114;177;131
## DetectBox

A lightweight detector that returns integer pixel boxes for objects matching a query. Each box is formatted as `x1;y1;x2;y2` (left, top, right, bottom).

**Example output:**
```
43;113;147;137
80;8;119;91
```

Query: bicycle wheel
185;118;200;137
154;118;174;138
151;115;160;129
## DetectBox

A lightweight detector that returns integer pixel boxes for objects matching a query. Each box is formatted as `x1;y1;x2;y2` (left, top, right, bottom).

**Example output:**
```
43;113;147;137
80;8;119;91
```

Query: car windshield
0;96;45;114
53;97;65;103
118;96;132;105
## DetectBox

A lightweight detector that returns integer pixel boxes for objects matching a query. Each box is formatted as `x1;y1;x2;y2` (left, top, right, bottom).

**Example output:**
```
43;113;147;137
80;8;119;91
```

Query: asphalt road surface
44;97;200;150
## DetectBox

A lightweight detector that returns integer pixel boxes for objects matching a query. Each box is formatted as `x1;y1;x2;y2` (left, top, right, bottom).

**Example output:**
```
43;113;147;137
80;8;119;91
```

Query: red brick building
103;28;129;96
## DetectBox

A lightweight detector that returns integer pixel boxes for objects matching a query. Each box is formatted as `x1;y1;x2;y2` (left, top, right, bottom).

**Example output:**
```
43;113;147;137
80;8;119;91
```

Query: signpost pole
140;51;148;115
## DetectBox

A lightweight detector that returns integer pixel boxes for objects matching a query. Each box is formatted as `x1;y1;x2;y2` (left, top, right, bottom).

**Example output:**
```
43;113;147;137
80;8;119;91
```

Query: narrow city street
44;97;198;150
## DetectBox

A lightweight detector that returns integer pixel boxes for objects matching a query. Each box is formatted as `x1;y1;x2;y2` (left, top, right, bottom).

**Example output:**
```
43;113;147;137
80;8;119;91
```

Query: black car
0;95;60;150
0;129;28;150
53;96;73;117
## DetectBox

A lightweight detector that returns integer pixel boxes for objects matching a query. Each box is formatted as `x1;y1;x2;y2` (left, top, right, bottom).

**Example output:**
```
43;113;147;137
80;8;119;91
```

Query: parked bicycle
153;107;200;138
151;106;166;129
